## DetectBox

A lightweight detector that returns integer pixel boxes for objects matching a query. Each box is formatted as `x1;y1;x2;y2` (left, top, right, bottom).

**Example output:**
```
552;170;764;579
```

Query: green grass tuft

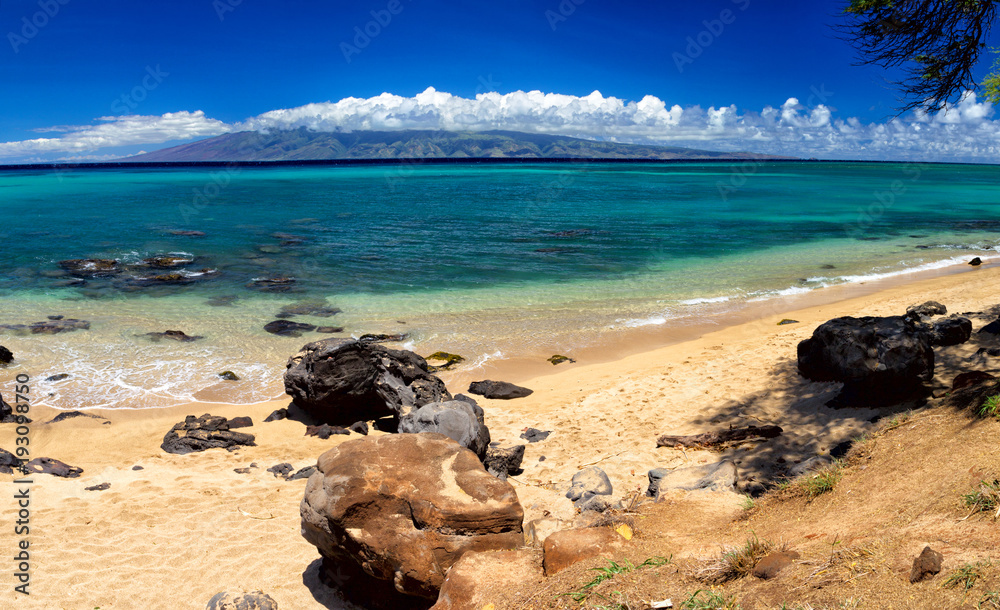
943;561;991;592
800;464;843;498
979;394;1000;419
963;480;1000;516
681;589;740;609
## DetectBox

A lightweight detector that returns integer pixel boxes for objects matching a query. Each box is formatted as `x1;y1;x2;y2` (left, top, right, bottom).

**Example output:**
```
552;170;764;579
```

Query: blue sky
1;0;998;162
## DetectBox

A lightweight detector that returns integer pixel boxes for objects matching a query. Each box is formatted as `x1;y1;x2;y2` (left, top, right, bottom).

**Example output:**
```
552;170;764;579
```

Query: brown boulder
910;546;943;583
300;434;524;601
753;550;800;579
431;549;542;610
542;527;625;576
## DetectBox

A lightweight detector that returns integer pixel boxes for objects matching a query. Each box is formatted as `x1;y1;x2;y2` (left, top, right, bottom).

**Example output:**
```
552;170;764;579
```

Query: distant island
128;128;790;162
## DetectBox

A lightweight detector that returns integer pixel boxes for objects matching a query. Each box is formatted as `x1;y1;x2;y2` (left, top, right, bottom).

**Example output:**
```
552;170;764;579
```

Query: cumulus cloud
238;87;1000;162
0;111;230;159
1;89;998;162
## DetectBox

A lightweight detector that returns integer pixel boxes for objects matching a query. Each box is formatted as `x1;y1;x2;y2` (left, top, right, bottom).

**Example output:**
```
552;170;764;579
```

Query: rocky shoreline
1;265;1000;608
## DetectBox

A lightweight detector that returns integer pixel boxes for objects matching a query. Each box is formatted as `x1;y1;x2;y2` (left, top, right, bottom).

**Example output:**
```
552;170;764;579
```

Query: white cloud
0;111;230;159
1;89;998;162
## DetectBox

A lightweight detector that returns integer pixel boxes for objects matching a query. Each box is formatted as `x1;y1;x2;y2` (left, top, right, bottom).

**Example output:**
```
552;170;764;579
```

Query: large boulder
300;434;524;602
284;339;451;425
398;400;491;460
797;316;934;404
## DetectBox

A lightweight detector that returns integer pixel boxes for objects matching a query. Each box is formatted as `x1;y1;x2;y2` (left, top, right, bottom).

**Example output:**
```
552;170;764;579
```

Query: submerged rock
276;301;342;318
248;277;296;293
168;229;206;237
264;320;316;337
145;330;204;342
218;371;240;381
141;255;194;269
426;351;466;371
358;333;409;343
29;318;90;334
58;258;121;278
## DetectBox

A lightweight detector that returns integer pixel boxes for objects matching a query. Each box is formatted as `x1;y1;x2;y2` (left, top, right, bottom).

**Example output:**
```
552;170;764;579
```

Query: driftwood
657;424;783;449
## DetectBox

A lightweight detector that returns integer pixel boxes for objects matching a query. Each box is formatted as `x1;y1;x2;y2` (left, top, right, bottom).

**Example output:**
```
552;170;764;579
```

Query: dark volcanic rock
46;410;107;424
85;482;111;491
26;457;83;478
0;345;12;365
349;420;369;435
468;380;533;400
228;416;253;429
267;463;294;478
284;338;451;425
969;257;983;266
264;320;316;337
305;424;350;439
929;316;972;346
45;373;71;382
0;394;15;423
315;326;344;334
142;255;194;269
168;229;206;237
288;465;317;480
58;258;121;278
398;400;491;460
520;428;551;443
797;316;934;405
145;330;204;342
248;277;296;293
160;414;257;454
547;354;575;365
30;318;90;334
910;546;944;583
218;371;240;381
358;333;409;343
906;301;947;319
0;448;24;474
484;445;526;479
263;408;288;422
978;318;1000;335
300;434;524;601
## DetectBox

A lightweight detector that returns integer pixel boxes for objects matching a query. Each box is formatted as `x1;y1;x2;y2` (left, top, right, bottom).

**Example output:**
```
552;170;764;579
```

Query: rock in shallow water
0;346;12;364
264;319;316;337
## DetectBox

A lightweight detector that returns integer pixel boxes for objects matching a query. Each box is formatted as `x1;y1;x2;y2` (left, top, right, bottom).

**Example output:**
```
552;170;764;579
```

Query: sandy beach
3;262;1000;609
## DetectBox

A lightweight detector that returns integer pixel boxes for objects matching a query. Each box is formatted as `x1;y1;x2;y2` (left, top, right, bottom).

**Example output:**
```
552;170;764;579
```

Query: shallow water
2;161;998;408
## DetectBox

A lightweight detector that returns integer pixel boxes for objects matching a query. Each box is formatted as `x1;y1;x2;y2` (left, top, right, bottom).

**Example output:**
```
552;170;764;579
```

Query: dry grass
695;534;776;584
799;539;882;587
963;479;1000;520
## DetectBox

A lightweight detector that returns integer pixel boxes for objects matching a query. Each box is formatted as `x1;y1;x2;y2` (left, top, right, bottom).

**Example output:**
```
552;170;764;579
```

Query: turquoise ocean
1;161;998;409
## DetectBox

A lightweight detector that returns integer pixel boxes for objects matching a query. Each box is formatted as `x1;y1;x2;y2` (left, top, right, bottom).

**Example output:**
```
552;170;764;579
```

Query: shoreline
3;254;1000;608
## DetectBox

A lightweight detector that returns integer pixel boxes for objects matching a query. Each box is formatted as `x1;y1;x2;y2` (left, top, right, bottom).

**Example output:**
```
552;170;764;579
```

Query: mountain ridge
128;128;791;162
